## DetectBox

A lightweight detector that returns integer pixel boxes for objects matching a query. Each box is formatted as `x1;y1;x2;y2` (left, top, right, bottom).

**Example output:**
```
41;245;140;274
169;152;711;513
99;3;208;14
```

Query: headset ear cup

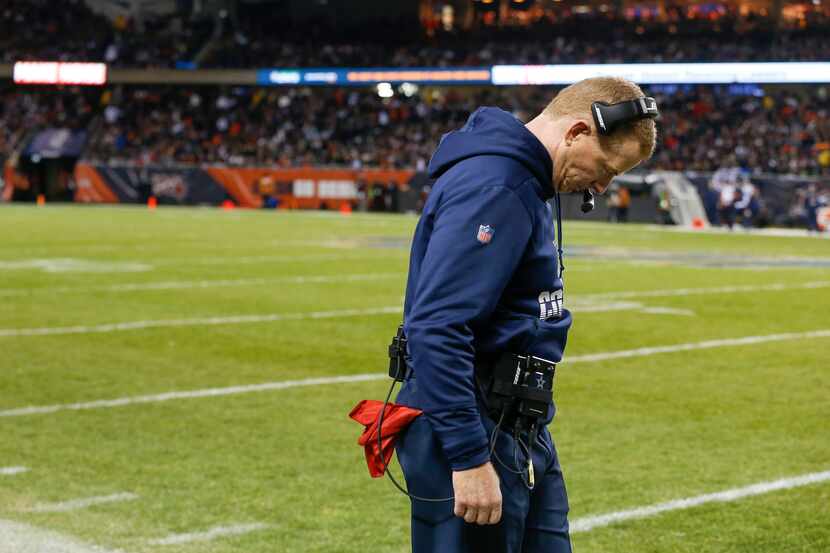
592;98;660;137
591;102;608;135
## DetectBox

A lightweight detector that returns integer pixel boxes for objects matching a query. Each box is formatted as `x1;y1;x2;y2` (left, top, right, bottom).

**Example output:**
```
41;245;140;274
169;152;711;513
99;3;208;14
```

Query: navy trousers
396;382;572;553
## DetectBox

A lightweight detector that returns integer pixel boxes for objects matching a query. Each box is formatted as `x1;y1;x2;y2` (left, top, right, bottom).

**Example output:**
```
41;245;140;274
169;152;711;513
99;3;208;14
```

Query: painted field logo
477;225;494;244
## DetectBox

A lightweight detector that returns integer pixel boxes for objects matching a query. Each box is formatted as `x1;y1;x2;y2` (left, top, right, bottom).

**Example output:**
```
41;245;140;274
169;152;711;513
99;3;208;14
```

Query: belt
388;326;556;424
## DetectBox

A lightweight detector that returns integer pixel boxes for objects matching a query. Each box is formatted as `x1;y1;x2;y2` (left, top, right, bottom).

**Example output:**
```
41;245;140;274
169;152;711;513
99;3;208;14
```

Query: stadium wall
3;160;821;229
71;164;416;210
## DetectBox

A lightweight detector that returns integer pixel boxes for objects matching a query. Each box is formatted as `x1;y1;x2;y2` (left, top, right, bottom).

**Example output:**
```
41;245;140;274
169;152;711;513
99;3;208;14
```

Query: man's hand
452;461;502;525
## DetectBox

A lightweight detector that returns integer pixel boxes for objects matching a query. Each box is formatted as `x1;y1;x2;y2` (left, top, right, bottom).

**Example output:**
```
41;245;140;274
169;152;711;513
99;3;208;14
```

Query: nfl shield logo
476;224;494;244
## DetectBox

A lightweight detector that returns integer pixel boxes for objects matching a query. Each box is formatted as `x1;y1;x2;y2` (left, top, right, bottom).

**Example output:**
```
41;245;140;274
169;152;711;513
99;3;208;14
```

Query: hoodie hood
428;107;555;199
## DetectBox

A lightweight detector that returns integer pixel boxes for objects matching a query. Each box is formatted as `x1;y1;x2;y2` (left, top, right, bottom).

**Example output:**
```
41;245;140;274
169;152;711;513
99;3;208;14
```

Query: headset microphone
581;190;595;213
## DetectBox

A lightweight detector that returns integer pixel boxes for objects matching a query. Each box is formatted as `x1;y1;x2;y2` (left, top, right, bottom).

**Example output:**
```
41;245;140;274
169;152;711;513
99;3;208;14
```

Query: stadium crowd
0;0;209;68
207;8;830;69
0;85;96;158
82;86;537;168
203;28;830;69
651;86;830;175
79;85;830;177
2;83;828;177
3;1;829;69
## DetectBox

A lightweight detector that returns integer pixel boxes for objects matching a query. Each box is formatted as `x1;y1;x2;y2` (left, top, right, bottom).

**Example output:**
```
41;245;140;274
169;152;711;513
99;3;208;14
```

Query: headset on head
581;96;660;213
591;96;660;136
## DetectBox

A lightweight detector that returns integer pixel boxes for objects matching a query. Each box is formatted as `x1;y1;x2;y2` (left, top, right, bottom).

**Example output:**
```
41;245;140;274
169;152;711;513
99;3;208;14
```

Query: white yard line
565;329;830;364
638;307;696;316
570;469;830;533
147;523;270;546
2;469;829;550
2;328;828;419
570;301;643;312
0;252;406;273
2;283;807;337
657;225;830;239
577;280;830;301
0;306;403;338
0;467;28;476
0;273;404;297
569;221;830;239
0;374;387;417
24;493;138;514
571;302;696;316
2;277;823;318
0;259;151;274
0;519;126;553
571;302;695;316
171;252;405;266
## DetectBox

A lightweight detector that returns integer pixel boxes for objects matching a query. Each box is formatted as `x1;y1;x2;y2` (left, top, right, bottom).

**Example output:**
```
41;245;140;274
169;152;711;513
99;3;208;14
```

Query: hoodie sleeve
405;183;533;471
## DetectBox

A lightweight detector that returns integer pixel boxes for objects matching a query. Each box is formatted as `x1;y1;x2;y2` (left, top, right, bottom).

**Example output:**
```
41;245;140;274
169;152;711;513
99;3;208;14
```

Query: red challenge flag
349;400;422;477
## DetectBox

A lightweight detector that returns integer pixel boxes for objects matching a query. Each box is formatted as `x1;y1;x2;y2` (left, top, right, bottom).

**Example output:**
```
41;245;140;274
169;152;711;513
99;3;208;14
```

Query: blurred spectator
606;183;631;223
804;183;827;232
733;175;760;228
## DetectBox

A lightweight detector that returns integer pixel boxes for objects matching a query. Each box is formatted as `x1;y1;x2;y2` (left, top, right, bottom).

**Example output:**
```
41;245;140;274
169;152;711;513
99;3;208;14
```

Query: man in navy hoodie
395;77;657;553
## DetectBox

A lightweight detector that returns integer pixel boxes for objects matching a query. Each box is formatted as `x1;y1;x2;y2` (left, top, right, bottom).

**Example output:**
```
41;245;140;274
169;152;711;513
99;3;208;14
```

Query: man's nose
592;181;609;195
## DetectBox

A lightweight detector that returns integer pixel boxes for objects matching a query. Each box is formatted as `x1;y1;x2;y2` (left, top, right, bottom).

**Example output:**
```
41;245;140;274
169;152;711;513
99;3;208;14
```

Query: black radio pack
489;353;556;423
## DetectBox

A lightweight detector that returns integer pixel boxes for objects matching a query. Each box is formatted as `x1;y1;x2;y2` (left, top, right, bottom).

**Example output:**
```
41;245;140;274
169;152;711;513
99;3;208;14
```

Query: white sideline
0;519;125;553
0;302;674;338
2;328;828;419
0;467;28;476
638;307;695;316
0;259;151;274
167;252;405;266
1;470;829;551
578;280;830;301
565;328;830;364
3;277;826;300
0;272;404;297
0;374;387;417
2;279;826;336
147;523;269;546
0;306;404;338
570;469;830;532
24;493;138;513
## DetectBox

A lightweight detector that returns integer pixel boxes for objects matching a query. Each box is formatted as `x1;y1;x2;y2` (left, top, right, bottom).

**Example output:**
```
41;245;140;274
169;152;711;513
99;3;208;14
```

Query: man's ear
564;120;591;146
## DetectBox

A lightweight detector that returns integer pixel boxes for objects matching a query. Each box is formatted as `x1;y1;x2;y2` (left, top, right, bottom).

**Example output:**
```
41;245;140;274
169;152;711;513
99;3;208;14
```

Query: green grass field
1;204;828;553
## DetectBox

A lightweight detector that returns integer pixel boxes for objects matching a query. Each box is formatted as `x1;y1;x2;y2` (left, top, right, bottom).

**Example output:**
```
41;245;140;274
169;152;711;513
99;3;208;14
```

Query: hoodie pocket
527;309;573;362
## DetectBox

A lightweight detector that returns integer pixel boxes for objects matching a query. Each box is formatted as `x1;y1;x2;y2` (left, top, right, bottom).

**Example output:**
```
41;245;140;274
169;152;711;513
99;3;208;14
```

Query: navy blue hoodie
400;107;573;471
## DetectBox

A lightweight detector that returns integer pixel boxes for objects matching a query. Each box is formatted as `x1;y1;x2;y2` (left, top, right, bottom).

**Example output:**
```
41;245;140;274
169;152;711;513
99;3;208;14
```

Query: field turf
1;204;828;552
